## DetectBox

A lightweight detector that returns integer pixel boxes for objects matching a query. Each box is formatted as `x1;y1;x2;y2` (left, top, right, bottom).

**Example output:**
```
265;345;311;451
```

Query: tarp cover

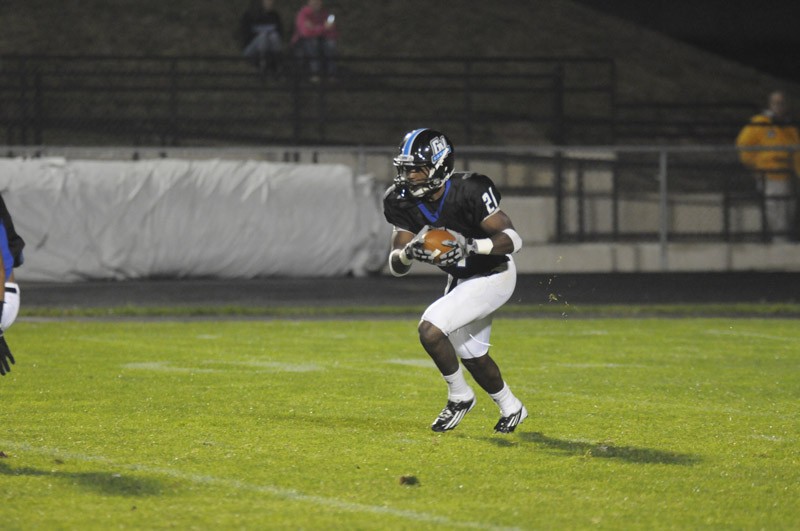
0;158;389;281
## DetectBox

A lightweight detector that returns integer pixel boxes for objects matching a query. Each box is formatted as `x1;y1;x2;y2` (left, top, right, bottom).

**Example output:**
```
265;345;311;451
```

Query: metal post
722;170;732;242
611;162;619;241
577;160;585;241
292;61;302;143
554;149;564;242
608;60;617;144
168;58;178;146
317;80;326;143
758;172;769;242
552;64;565;145
33;71;43;145
464;59;473;144
18;57;29;144
658;149;669;271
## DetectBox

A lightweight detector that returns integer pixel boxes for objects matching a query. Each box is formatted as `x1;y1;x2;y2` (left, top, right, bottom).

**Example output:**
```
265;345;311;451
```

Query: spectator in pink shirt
291;0;338;81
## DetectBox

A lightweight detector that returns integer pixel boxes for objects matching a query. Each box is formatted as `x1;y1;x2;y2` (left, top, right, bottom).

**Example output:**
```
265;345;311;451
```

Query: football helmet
393;128;455;199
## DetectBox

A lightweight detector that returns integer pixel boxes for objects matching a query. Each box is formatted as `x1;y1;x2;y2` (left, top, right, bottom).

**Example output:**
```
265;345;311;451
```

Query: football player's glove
403;225;437;263
0;331;15;376
438;231;478;266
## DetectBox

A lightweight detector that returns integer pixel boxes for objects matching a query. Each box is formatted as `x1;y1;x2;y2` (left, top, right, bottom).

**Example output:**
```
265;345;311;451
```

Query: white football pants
421;258;516;359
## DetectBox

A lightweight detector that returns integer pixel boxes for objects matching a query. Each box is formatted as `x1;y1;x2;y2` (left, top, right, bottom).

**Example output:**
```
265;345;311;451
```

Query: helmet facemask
392;162;432;199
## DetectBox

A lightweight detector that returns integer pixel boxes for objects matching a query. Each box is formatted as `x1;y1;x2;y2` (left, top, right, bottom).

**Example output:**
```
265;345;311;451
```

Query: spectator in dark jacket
240;0;285;75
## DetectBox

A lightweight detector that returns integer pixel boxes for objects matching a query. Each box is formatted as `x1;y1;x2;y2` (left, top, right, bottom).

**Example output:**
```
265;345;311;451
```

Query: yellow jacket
735;113;800;180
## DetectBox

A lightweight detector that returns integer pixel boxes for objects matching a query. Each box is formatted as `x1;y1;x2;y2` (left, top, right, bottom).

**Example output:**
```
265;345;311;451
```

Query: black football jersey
383;172;509;279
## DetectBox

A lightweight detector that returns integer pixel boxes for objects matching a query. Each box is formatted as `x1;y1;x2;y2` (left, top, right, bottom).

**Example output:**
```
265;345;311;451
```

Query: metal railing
613;101;760;143
4;143;797;261
0;54;617;147
2;54;769;149
458;144;798;251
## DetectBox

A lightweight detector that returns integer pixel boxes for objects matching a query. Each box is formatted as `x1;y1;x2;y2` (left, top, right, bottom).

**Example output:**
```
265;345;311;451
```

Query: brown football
422;228;457;263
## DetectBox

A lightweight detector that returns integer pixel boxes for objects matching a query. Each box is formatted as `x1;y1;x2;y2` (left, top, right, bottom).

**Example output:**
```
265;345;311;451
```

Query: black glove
0;331;14;376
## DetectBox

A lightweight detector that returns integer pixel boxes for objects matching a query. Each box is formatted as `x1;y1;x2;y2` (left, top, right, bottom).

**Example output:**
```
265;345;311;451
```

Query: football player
383;128;527;433
0;193;25;376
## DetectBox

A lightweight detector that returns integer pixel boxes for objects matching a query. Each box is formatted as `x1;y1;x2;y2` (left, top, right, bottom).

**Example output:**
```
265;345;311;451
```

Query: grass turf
1;318;798;529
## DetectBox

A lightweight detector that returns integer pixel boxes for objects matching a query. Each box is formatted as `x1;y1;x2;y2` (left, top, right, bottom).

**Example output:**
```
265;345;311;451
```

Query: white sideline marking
705;329;799;342
517;330;609;336
750;434;785;442
121;361;219;373
120;361;322;373
386;358;436;368
0;441;522;531
552;363;646;369
222;360;321;372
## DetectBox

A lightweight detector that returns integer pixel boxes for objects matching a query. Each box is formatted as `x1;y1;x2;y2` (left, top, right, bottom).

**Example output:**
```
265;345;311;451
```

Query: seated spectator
239;0;285;76
291;0;338;81
735;90;800;241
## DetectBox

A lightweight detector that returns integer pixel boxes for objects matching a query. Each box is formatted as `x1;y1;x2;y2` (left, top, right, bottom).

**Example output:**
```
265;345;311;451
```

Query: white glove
403;225;437;264
438;231;477;266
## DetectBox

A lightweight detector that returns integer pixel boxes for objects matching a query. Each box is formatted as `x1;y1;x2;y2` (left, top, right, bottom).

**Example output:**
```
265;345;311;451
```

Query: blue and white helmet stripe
400;128;428;157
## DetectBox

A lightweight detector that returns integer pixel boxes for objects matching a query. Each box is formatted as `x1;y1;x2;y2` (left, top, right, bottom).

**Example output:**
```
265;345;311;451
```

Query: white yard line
705;329;799;342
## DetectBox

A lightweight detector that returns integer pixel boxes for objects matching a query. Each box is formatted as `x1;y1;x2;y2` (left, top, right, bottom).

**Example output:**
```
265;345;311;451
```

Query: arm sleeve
790;127;800;176
735;122;761;169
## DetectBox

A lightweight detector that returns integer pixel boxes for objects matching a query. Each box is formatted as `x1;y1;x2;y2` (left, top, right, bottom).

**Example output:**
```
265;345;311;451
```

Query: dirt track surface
20;272;800;309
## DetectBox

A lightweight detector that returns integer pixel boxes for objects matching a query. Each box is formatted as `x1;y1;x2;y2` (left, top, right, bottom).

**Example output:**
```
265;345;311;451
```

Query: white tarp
0;158;390;281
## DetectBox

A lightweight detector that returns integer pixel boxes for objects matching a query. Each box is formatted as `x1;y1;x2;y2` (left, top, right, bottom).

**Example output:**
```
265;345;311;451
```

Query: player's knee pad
450;326;492;359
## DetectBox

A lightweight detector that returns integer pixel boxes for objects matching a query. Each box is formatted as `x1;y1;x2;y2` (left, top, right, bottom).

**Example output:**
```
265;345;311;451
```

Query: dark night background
574;0;800;83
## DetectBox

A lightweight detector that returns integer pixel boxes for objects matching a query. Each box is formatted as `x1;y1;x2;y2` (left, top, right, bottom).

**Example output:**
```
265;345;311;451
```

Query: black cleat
493;406;528;434
431;397;476;432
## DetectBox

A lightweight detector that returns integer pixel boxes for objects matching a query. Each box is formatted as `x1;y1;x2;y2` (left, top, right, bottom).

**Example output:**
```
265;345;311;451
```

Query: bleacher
2;53;798;273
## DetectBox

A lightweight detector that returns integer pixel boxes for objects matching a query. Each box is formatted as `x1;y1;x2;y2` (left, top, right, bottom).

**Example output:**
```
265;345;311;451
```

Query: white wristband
502;228;523;253
393;248;412;266
388;252;409;277
473;238;493;255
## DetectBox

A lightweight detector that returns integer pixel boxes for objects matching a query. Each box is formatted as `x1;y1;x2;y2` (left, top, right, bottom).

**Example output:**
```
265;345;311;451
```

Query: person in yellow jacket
735;90;800;241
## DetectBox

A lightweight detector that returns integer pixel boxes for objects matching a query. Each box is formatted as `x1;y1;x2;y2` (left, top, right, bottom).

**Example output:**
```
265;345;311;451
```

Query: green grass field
1;317;798;529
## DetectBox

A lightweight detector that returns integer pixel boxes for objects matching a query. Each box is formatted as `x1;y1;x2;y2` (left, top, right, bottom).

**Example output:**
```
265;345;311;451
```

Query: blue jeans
296;37;337;76
243;30;283;72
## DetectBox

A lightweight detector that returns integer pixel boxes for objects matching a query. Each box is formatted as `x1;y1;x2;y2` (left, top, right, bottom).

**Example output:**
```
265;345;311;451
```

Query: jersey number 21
482;188;499;214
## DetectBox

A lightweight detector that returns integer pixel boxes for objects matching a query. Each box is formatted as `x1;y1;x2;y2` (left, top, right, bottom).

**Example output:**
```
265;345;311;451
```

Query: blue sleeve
0;222;13;279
